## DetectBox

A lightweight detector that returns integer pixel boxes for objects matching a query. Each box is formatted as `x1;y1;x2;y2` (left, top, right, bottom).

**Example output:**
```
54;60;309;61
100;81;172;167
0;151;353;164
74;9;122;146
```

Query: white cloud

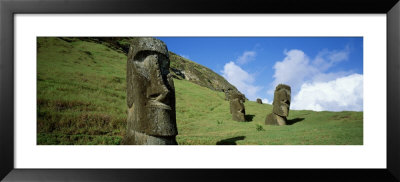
179;54;190;59
272;49;318;94
221;61;262;100
313;47;350;71
236;51;256;65
272;48;351;94
312;71;352;83
291;74;363;111
261;98;271;104
270;47;361;111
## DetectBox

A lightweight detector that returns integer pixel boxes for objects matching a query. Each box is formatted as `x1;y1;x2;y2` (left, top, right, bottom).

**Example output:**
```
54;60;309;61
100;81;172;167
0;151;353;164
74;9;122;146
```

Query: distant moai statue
229;90;246;122
256;98;263;104
265;84;291;126
123;37;178;145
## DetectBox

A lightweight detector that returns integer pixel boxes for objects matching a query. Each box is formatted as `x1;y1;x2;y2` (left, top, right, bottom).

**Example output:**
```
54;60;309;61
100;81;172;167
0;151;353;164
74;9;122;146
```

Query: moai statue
123;37;178;145
229;91;246;122
265;84;291;126
256;98;263;104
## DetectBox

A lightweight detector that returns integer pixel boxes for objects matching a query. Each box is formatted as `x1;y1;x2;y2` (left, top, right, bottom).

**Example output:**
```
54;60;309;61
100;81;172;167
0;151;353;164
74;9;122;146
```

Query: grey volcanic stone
265;84;291;126
225;89;245;101
272;84;291;117
265;113;287;126
124;130;177;145
123;37;178;145
224;88;234;101
229;90;246;122
256;98;262;104
168;52;243;95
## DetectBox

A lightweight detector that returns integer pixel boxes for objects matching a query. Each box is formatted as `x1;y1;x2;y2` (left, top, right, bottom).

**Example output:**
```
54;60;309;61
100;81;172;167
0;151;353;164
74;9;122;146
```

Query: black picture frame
1;0;399;181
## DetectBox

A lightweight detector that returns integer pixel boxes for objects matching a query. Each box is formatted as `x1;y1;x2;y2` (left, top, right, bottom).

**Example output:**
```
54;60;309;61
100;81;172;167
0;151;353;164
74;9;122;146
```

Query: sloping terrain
37;37;363;145
67;37;241;94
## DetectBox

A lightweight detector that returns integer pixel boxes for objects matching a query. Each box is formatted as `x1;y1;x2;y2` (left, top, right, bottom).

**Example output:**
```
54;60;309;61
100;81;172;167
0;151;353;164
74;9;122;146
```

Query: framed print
1;0;400;181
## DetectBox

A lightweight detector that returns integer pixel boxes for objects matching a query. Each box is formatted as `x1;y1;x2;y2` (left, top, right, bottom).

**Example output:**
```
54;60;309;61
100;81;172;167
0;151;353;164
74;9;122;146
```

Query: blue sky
158;37;363;111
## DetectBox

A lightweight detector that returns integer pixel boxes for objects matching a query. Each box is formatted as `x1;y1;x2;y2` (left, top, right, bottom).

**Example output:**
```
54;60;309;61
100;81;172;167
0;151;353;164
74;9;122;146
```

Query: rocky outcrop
168;52;241;95
75;37;245;100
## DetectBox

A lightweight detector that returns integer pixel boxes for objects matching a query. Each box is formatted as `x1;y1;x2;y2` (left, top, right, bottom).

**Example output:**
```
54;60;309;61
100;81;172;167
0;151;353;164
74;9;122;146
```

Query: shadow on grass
287;118;304;125
245;114;255;122
216;136;245;145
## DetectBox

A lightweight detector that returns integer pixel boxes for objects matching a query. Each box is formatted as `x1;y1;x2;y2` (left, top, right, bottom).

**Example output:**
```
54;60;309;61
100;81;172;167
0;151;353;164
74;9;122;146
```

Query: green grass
37;37;363;145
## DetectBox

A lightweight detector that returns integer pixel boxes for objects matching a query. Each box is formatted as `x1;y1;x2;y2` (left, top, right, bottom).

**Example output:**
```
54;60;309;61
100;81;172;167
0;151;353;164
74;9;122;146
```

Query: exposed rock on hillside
168;52;240;95
72;37;244;100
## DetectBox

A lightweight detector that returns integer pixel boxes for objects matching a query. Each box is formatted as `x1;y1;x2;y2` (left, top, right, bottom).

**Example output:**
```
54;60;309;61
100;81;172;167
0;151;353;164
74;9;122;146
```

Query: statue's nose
147;56;170;101
282;99;290;105
149;90;168;102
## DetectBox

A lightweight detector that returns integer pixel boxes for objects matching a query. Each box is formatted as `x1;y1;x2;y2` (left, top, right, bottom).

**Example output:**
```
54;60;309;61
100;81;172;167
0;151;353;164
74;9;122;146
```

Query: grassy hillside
37;37;363;145
169;52;240;94
70;37;242;95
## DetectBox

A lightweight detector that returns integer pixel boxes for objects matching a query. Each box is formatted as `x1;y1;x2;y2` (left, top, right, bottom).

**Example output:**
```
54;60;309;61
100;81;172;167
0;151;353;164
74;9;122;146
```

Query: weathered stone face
265;84;291;126
272;84;291;117
229;91;245;102
229;91;246;122
230;98;246;122
124;37;178;145
256;98;262;104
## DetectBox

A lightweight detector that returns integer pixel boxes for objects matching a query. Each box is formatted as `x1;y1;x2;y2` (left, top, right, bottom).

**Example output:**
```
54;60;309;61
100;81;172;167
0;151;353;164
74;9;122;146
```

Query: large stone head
229;91;246;122
272;84;291;117
126;37;177;137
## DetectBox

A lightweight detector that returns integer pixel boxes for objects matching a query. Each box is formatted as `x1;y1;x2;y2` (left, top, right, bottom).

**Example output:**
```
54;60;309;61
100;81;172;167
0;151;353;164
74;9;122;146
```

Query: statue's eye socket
133;51;159;62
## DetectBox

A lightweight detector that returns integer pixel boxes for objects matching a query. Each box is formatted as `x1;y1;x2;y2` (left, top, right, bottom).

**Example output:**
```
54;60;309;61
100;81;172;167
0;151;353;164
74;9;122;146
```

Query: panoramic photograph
37;37;363;145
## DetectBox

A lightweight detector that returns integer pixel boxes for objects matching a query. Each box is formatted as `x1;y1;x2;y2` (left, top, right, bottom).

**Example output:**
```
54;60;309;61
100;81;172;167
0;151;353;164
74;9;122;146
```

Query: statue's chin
280;105;289;117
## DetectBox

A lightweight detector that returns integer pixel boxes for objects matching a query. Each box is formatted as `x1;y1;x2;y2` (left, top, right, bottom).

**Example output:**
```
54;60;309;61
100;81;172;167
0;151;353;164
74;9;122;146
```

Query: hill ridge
69;37;243;97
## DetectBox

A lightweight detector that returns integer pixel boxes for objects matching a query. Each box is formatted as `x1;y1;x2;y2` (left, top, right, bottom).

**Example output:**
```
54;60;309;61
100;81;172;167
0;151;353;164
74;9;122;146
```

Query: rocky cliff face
74;37;244;100
168;52;240;95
